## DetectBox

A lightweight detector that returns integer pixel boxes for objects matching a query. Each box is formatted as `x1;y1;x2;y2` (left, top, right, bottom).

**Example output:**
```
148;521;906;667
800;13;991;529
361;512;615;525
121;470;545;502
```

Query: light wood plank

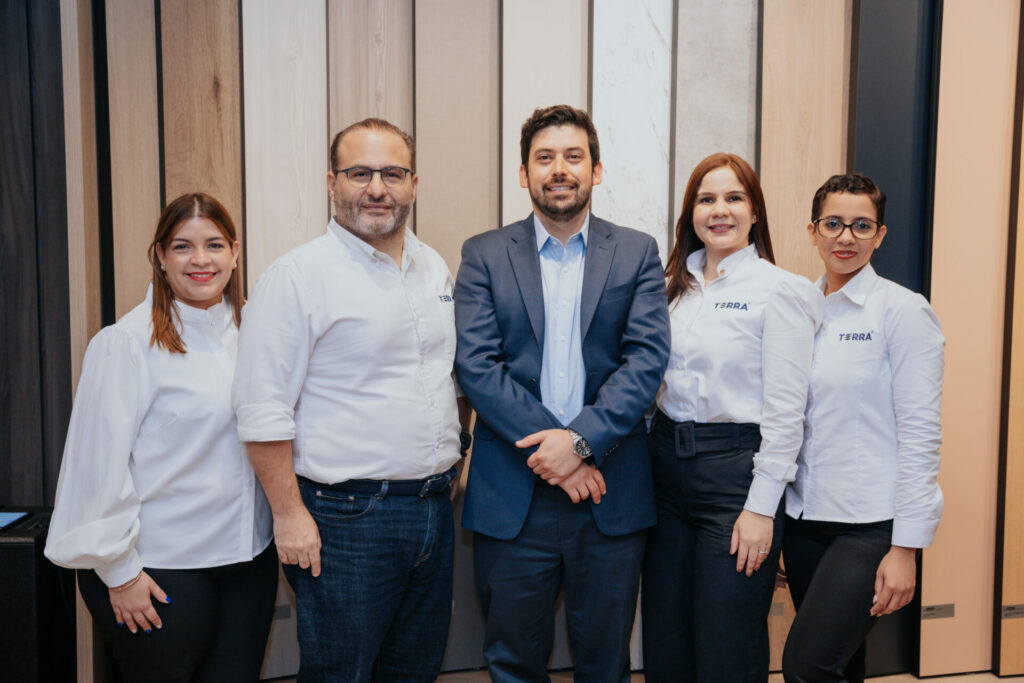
501;0;588;225
759;0;852;281
921;0;1019;675
242;0;329;284
327;0;413;135
160;0;243;240
105;0;162;316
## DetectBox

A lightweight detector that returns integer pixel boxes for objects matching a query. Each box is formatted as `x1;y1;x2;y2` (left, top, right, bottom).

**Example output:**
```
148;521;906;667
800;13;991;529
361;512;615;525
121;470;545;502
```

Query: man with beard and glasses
233;118;470;682
454;105;670;682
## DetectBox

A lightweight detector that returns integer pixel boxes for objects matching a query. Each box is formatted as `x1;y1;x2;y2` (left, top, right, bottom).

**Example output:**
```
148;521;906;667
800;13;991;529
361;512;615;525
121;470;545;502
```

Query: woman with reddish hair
46;193;276;682
641;154;823;682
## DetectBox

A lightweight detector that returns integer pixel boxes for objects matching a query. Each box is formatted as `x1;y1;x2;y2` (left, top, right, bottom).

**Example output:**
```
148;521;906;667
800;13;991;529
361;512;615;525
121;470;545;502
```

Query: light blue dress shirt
534;214;589;426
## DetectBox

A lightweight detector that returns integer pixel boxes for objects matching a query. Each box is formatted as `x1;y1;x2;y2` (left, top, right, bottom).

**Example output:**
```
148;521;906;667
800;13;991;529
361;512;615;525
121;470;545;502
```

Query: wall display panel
160;0;244;237
501;0;589;225
105;0;162;317
242;0;328;284
922;0;1018;675
672;0;758;243
61;0;101;391
590;0;673;261
759;0;852;281
327;0;413;137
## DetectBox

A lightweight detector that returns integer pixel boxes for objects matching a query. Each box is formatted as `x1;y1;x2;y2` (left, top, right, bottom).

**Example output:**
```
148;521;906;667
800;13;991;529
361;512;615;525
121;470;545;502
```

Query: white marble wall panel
501;0;589;225
672;0;759;233
591;0;674;262
242;0;329;284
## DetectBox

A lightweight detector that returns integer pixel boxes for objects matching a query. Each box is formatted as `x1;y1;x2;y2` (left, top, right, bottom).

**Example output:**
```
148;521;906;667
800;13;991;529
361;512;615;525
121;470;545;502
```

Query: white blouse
45;287;273;587
786;265;944;548
657;244;824;517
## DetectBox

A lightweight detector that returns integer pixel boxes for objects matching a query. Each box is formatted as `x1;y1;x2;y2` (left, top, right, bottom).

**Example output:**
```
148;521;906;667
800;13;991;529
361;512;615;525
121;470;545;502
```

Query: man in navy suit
454;105;670;682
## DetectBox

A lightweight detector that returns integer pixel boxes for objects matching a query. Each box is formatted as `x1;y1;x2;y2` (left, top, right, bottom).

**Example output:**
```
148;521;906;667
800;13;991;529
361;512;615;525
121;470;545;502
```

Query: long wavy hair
148;193;242;353
664;153;774;304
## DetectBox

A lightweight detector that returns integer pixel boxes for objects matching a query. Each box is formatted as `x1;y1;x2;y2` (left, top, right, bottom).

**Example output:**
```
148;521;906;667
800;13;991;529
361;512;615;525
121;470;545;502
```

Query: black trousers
782;516;893;683
77;542;278;683
641;411;782;683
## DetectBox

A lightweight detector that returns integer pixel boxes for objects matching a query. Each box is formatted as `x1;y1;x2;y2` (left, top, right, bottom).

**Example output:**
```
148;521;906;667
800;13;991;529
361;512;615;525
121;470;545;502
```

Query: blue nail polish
165;596;172;604
117;622;124;627
145;629;152;634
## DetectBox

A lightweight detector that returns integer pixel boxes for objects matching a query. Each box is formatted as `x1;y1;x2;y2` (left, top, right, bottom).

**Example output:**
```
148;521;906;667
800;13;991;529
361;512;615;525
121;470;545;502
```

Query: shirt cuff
891;519;937;549
743;474;786;518
235;404;297;443
94;550;144;588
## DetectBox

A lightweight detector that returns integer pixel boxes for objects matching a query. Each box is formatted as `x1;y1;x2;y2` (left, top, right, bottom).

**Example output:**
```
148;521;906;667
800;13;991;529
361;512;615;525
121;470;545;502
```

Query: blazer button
529;378;537;385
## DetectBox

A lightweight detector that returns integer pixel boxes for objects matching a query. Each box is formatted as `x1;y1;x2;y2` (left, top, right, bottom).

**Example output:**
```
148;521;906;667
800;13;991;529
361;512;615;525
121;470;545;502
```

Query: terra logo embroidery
438;294;454;303
713;302;749;310
838;332;873;341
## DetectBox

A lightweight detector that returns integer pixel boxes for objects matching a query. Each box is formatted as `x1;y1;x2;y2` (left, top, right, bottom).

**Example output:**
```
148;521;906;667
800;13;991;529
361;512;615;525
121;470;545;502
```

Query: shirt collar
533;212;590;253
145;283;231;325
685;242;759;281
328;217;420;266
817;263;878;306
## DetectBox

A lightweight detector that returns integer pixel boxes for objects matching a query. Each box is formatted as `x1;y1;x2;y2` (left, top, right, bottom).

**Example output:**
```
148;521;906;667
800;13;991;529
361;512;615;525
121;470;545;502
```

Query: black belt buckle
674;421;697;459
418;466;456;498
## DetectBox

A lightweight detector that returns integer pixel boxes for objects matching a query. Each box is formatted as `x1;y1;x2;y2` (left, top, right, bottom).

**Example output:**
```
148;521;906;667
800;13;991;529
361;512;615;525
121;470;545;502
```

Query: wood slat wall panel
921;0;1019;674
501;0;589;225
242;0;328;284
160;0;244;239
759;0;852;281
61;0;101;392
105;0;162;316
327;0;413;136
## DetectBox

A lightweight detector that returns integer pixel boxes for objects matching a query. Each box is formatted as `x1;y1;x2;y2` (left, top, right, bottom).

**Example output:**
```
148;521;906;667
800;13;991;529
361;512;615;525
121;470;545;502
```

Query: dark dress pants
641;411;782;683
782;516;894;683
77;543;278;683
474;482;646;683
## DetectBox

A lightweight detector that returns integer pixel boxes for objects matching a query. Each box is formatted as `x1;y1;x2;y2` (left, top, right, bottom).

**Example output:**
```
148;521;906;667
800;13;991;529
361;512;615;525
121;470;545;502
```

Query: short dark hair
330;118;416;170
519;105;600;167
811;172;886;224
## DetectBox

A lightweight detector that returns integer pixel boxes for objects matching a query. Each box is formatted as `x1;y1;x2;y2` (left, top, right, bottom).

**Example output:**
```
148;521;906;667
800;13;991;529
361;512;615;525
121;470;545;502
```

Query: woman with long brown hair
641;154;822;682
46;193;276;682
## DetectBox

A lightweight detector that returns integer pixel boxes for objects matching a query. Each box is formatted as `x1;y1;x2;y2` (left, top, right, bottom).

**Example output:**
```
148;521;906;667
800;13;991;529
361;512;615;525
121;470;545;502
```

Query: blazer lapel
580;217;615;338
508;217;545;346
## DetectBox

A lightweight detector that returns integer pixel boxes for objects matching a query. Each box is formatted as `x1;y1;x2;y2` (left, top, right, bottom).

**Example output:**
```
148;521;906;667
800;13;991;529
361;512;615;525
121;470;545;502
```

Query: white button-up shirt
45;288;273;587
787;264;944;548
657;244;824;516
233;220;461;483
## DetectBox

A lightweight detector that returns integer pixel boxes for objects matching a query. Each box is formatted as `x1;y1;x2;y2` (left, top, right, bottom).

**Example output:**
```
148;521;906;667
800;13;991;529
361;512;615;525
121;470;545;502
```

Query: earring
160;264;165;271
232;262;238;270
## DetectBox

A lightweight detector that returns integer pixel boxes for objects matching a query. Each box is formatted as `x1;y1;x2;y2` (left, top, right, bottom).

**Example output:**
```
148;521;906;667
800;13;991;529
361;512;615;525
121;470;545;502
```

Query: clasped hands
516;429;606;504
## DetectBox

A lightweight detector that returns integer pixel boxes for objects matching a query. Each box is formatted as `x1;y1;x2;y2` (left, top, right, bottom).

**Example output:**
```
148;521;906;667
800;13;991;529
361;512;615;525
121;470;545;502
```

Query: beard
334;197;411;242
529;182;593;222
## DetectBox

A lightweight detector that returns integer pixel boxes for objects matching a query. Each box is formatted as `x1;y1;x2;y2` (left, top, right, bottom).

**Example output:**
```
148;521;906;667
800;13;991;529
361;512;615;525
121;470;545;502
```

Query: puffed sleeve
233;263;316;442
44;326;147;587
887;293;945;547
745;274;824;517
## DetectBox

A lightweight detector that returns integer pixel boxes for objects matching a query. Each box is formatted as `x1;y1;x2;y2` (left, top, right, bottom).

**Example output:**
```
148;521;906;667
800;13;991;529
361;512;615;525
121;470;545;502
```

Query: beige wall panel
414;0;499;272
242;0;329;283
501;0;588;225
61;0;100;391
327;0;413;135
106;0;162;316
921;0;1019;675
160;0;243;234
759;0;851;281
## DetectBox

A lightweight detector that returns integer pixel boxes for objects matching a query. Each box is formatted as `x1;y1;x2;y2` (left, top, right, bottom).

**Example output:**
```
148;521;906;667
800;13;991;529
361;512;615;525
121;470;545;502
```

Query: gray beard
335;201;411;242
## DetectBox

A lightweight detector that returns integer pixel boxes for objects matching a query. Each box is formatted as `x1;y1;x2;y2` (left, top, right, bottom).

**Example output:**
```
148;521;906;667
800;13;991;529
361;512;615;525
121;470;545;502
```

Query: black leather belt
298;465;458;498
653;410;761;459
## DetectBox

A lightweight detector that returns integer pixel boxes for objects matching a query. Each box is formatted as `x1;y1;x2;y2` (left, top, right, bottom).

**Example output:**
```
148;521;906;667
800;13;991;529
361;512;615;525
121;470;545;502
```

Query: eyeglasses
333;166;412;187
813;216;881;240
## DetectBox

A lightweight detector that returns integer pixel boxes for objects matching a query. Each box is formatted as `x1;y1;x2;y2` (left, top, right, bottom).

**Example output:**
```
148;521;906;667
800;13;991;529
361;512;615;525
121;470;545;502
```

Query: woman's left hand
730;509;774;577
870;546;917;616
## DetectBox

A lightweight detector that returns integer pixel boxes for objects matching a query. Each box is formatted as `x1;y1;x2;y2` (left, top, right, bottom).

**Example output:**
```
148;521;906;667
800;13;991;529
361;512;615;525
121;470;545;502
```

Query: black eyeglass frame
332;166;413;187
813;216;882;240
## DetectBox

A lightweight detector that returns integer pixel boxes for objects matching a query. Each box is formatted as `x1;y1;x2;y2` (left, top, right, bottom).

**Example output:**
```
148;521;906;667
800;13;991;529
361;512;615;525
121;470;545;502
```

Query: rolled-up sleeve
44;328;146;587
888;294;945;548
233;264;315;442
746;276;823;517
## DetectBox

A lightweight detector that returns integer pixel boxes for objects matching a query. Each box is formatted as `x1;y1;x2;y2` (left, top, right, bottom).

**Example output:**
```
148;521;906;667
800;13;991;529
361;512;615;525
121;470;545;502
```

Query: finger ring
757;549;769;555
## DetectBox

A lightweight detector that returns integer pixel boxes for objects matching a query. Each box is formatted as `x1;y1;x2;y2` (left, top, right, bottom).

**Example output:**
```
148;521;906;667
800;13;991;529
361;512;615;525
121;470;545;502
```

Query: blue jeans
284;469;456;683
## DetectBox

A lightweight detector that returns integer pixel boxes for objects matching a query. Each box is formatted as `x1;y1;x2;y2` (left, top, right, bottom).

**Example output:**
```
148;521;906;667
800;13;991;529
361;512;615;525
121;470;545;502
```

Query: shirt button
719;269;726;276
559;410;566;416
559;372;566;378
560;336;567;342
560;300;568;307
562;267;569;273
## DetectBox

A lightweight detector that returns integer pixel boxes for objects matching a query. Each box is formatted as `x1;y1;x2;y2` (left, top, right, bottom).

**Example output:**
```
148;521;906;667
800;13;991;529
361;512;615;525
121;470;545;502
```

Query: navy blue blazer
454;214;671;540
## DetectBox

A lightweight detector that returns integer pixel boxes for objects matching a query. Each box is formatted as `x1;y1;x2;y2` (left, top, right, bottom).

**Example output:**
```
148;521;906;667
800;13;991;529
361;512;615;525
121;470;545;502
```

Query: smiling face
155;216;239;309
808;191;887;292
328;128;417;244
520;124;603;225
691;165;756;262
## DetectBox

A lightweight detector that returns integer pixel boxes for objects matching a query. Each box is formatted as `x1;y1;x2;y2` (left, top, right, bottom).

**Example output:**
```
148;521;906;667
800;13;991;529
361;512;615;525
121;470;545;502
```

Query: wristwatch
567;428;593;460
459;431;473;457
